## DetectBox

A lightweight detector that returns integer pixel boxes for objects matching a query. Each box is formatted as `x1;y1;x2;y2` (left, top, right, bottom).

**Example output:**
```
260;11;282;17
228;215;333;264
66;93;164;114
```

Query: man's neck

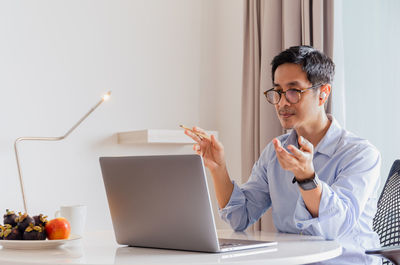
296;113;331;148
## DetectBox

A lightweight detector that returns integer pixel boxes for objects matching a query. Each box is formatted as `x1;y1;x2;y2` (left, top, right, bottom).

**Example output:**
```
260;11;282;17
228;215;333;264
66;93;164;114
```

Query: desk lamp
14;91;111;213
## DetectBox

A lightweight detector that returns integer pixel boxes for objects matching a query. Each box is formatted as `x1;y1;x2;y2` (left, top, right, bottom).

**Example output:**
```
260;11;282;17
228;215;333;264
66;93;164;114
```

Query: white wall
0;0;244;231
199;0;244;229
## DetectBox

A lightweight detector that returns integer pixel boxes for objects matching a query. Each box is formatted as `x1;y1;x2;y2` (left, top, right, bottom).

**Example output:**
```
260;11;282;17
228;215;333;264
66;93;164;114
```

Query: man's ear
319;84;331;106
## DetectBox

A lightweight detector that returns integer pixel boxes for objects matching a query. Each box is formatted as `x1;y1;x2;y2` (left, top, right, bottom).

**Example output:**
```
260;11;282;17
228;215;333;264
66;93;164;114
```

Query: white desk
0;230;341;265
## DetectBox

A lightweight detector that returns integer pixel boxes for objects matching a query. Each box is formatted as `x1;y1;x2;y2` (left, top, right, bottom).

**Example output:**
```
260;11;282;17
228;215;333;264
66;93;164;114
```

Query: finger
273;138;291;157
276;151;297;170
193;144;201;152
193;126;211;140
273;138;283;152
276;147;296;163
211;135;223;151
184;129;202;143
193;126;206;134
298;136;313;153
273;139;296;163
287;145;306;161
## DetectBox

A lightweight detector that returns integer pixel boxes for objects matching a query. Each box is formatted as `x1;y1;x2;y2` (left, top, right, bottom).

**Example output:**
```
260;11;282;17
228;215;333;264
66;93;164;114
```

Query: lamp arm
14;93;110;214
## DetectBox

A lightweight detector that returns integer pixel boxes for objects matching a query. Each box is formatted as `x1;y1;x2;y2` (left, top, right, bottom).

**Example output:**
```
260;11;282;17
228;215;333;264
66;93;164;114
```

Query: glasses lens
266;90;280;104
286;89;300;104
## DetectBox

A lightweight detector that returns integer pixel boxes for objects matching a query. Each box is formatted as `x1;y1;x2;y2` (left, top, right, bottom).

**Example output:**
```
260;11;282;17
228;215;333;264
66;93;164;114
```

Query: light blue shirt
220;115;382;264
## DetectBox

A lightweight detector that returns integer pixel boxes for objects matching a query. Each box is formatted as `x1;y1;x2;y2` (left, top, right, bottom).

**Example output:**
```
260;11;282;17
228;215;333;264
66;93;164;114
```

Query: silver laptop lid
100;154;220;252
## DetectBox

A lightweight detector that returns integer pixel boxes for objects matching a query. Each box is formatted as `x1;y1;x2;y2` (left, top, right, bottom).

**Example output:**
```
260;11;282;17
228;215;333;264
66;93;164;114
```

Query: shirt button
297;223;303;229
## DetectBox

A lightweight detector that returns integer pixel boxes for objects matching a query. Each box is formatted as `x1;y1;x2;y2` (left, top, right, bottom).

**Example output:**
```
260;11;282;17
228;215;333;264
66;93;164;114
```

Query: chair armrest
366;246;400;265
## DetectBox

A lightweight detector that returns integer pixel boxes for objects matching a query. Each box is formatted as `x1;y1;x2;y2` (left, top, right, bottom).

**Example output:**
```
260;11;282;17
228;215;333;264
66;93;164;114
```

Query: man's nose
278;93;291;107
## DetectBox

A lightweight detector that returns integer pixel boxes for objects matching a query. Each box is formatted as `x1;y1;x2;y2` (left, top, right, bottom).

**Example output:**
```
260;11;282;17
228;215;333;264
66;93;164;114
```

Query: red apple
45;217;71;240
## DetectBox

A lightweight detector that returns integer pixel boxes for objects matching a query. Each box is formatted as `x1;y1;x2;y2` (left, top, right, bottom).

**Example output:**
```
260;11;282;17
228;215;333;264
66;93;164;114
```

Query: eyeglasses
263;84;322;105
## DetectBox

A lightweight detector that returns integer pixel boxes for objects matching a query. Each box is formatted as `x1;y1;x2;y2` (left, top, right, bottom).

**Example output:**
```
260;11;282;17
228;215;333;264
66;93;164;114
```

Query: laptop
99;154;277;253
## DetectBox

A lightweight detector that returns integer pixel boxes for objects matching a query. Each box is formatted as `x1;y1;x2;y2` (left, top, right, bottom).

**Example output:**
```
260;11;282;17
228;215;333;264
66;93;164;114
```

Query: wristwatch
292;174;319;190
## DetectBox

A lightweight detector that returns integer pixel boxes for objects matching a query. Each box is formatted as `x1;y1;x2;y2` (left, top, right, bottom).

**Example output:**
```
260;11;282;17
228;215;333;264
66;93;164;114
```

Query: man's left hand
273;136;315;181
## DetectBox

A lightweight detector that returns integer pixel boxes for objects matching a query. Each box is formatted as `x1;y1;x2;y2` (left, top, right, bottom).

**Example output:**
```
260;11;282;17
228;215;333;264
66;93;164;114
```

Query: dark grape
23;224;46;240
33;214;48;227
3;209;17;227
3;226;22;240
16;213;35;233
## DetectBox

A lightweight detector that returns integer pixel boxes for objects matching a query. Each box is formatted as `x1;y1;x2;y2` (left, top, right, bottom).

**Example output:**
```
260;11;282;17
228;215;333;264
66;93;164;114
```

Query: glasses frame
263;83;323;105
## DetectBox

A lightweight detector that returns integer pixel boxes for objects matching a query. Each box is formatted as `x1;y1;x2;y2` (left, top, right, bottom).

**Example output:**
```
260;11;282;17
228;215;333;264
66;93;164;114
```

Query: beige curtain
241;0;334;232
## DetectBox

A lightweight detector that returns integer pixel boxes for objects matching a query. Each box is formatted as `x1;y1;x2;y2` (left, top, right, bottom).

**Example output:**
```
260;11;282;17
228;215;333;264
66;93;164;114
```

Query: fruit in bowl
3;225;22;240
33;214;48;227
45;217;71;240
23;224;46;240
3;210;17;227
0;210;70;241
16;212;35;233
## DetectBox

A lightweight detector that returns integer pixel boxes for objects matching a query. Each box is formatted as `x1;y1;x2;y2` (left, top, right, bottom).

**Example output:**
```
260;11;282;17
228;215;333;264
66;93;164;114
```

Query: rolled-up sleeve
294;145;381;240
219;146;273;232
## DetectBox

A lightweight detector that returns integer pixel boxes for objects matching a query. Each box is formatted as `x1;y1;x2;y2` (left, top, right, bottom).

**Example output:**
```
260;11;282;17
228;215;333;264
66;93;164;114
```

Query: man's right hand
184;126;226;173
184;126;234;209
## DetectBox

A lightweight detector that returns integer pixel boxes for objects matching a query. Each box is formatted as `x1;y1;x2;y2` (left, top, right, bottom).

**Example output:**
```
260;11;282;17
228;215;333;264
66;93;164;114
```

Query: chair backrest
373;160;400;264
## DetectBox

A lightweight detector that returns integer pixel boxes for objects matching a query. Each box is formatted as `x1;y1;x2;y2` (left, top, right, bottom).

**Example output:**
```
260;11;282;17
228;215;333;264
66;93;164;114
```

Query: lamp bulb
103;91;111;101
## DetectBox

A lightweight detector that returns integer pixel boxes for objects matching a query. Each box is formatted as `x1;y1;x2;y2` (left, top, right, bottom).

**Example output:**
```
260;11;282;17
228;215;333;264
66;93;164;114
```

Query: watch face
299;179;318;190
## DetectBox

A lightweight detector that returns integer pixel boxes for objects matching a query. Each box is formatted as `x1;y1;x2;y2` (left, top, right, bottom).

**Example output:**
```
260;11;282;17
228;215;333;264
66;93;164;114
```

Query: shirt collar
314;114;342;157
282;114;342;158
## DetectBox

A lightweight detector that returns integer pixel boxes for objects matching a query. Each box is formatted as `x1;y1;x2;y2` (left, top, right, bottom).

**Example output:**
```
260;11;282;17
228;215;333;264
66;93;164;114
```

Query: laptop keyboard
218;238;246;249
219;242;243;248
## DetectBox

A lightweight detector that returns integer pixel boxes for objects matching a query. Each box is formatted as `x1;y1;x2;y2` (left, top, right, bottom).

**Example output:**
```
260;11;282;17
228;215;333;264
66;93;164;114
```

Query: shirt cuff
293;177;340;234
218;180;245;221
293;192;318;230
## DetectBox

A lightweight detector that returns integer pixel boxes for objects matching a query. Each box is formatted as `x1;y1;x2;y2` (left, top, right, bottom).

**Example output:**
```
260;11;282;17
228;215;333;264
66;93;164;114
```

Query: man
185;46;381;264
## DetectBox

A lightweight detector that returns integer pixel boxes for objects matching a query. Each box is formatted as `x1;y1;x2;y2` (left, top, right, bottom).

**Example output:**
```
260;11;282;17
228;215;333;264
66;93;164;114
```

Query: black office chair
366;160;400;265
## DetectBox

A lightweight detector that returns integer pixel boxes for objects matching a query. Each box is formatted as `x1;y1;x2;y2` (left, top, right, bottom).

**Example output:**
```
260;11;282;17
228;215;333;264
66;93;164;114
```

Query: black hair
271;46;335;85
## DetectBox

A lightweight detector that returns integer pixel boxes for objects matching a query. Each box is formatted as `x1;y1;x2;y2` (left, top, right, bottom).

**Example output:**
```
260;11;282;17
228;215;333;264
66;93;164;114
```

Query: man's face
273;63;320;130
